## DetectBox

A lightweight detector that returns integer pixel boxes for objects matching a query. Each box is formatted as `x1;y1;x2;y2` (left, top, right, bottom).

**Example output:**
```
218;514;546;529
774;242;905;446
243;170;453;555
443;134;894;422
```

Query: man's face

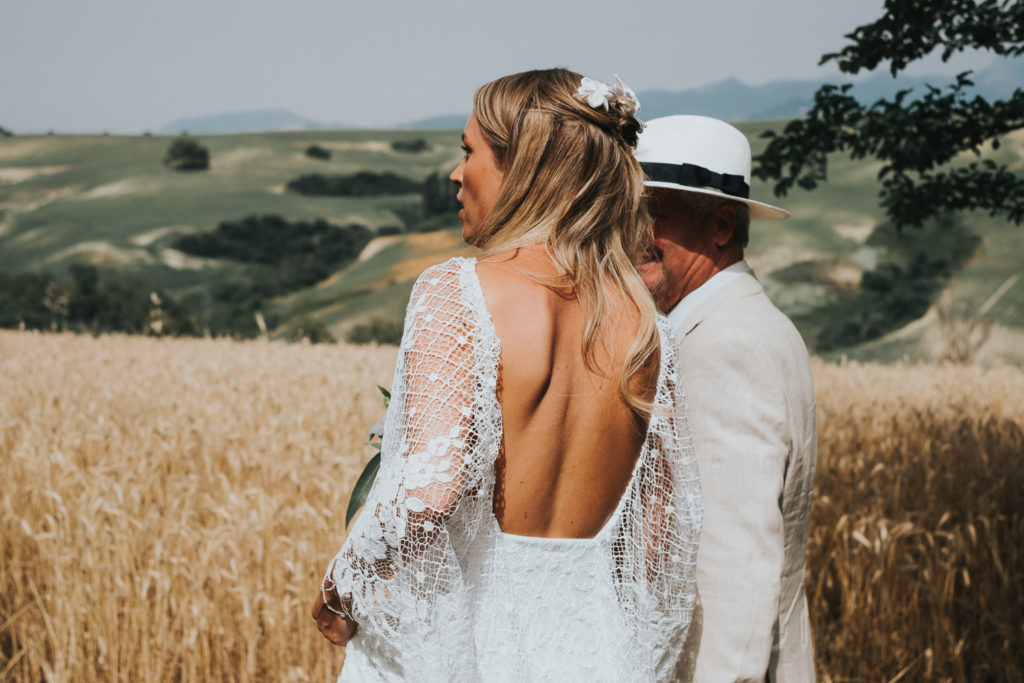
637;188;720;313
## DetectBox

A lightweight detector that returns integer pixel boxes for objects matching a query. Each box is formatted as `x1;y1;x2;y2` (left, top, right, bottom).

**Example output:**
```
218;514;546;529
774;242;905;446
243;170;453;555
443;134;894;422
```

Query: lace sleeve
614;316;702;680
322;261;487;641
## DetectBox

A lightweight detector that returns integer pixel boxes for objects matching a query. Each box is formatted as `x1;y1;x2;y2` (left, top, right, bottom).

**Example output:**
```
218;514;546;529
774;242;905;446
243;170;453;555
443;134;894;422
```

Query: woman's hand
311;582;358;647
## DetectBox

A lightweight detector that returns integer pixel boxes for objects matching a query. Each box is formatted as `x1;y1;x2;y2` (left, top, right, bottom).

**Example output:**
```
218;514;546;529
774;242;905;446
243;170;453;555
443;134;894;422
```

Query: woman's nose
449;161;464;187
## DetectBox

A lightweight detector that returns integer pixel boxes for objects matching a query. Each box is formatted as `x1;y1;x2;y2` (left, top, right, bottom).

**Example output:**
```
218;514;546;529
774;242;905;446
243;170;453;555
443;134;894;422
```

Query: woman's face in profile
450;113;504;243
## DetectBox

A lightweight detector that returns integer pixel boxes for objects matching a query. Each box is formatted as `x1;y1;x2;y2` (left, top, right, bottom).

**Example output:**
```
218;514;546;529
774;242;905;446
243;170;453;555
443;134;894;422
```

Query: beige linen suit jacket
673;270;816;682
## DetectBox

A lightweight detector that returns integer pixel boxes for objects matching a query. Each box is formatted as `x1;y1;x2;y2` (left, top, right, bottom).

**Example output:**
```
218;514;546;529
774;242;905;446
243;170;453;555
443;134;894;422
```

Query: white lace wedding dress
324;257;702;682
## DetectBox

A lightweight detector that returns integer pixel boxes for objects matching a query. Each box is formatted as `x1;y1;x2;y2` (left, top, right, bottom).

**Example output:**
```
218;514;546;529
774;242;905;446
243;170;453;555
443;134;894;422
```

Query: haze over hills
150;58;1024;133
639;57;1024;122
157;108;345;135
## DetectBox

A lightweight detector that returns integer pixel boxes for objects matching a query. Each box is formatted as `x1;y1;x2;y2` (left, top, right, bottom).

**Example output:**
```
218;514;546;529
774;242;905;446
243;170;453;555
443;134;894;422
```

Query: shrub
0;125;12;138
286;171;419;197
421;170;459;217
798;215;980;351
174;215;372;272
373;170;460;235
198;282;278;339
346;317;404;345
411;214;458;234
285;316;336;343
388;202;424;231
390;138;429;153
172;216;373;338
304;144;331;160
0;265;194;335
164;137;209;171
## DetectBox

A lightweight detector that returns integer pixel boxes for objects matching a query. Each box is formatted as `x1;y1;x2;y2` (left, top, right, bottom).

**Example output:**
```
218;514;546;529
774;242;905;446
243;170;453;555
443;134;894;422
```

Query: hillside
0;130;468;339
1;125;1021;362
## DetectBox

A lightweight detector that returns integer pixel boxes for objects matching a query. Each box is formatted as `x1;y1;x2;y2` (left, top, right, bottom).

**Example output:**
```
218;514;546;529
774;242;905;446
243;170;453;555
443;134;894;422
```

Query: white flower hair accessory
575;74;641;116
577;77;613;109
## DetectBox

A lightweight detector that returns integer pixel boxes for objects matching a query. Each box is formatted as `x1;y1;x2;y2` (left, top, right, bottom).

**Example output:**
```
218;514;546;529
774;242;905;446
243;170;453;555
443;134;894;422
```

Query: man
635;115;817;682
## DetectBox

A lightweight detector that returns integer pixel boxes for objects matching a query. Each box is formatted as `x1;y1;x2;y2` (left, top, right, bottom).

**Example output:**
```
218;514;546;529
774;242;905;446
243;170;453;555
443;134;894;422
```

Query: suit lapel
674;271;765;338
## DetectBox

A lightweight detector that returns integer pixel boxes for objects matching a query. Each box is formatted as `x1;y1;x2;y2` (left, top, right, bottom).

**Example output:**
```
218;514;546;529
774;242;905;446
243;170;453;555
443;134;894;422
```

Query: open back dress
323;257;702;682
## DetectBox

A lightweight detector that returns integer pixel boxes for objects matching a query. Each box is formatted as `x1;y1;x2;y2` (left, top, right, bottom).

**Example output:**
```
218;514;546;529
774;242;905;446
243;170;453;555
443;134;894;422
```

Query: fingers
317;610;358;647
311;593;325;621
312;587;358;646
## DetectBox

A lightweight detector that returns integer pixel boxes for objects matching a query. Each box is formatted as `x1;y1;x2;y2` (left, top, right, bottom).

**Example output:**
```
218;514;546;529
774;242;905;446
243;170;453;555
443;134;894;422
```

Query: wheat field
2;330;1022;681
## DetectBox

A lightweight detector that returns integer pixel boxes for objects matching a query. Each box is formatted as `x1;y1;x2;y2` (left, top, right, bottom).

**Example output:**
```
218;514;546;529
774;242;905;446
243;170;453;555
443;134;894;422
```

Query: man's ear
712;204;737;248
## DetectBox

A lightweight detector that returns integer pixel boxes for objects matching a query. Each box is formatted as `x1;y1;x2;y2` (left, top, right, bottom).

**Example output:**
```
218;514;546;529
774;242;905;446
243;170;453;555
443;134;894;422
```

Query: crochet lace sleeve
322;262;488;641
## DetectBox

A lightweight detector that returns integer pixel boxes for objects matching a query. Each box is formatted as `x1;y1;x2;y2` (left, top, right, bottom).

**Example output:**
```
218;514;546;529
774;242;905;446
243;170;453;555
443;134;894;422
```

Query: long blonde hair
470;68;657;415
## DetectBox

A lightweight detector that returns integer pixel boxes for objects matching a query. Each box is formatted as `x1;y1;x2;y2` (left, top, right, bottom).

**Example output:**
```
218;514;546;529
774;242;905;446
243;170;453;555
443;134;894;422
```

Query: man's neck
680;251;743;300
667;259;750;326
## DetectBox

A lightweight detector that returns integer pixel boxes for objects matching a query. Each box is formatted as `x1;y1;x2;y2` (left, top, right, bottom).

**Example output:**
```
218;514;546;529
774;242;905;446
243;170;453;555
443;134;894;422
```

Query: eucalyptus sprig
345;385;390;527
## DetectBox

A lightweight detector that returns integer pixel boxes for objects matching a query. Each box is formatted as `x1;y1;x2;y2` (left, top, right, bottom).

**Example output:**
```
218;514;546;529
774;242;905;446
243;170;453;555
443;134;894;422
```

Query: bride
312;68;701;682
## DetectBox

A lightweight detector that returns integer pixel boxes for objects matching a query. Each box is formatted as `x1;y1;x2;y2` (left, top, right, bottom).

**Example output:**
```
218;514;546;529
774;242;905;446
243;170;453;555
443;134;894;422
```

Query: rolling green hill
1;125;1021;363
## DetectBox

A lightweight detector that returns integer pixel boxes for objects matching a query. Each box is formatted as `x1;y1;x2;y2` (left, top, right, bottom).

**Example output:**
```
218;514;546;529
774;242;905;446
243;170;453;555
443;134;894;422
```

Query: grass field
0;131;465;299
2;330;1021;681
2;126;1022;360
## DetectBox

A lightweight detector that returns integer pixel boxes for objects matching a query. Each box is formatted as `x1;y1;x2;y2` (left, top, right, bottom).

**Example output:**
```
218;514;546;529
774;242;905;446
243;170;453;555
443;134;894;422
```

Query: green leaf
346;452;381;528
377;385;391;408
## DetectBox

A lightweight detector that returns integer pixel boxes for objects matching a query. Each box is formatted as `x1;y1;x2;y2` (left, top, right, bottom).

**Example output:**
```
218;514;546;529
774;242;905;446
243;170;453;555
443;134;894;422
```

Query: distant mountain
639;77;817;121
387;58;1022;129
158;59;1024;134
972;56;1024;93
158;108;341;135
637;57;1024;122
399;114;469;130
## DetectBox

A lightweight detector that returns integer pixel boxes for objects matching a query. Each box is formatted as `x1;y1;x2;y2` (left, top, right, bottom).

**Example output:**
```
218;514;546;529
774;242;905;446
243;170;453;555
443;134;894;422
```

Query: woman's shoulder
475;246;563;292
408;257;477;303
415;256;475;285
474;249;564;323
405;258;495;338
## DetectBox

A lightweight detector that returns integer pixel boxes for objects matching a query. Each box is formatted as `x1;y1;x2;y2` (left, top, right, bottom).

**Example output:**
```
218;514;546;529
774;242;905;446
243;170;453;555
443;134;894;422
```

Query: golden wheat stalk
1;331;1021;681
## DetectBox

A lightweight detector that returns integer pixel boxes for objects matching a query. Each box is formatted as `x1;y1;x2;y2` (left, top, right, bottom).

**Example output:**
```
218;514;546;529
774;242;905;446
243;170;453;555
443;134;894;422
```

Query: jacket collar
670;269;764;337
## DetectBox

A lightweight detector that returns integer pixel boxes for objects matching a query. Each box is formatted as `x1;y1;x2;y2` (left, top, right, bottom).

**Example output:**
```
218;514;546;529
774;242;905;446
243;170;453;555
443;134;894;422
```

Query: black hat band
641;161;750;199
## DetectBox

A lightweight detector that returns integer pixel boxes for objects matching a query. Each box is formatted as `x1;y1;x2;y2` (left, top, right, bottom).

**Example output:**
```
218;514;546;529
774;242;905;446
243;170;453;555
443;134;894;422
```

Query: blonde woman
312;68;701;682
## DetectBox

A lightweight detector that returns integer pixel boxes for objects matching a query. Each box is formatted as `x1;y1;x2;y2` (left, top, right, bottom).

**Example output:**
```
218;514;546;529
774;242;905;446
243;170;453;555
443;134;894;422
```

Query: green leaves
821;0;1024;77
344;385;391;528
753;1;1024;229
346;453;381;528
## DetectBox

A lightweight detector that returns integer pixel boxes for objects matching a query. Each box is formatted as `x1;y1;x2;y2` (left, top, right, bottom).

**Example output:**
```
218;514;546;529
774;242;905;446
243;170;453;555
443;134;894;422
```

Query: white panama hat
634;115;789;220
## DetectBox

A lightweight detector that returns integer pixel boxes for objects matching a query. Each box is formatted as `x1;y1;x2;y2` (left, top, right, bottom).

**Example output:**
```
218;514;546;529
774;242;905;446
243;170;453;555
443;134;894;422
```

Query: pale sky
1;0;998;133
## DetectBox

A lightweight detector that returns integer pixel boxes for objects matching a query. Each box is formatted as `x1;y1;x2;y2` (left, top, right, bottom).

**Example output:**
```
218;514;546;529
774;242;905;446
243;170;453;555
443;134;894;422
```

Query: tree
285;315;337;344
753;0;1024;229
305;144;332;160
285;171;419;196
391;138;429;153
345;317;404;345
421;170;459;217
164;136;210;171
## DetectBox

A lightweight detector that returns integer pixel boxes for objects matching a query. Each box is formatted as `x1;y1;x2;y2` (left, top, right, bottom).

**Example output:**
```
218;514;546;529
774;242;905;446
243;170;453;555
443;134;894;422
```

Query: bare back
476;246;659;539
